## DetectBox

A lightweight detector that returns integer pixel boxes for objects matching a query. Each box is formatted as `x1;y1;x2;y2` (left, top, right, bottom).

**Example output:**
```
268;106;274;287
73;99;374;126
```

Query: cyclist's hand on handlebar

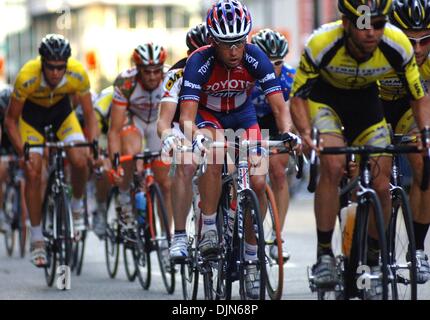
162;134;179;156
107;166;124;186
192;134;210;155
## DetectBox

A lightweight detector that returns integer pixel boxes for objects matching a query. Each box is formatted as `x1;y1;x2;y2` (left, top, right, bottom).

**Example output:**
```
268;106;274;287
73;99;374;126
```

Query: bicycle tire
42;176;57;287
105;187;120;279
387;187;417;300
134;223;151;290
57;190;73;270
181;206;199;300
238;189;266;300
19;187;28;259
263;184;284;300
123;240;138;282
72;230;86;276
4;184;18;256
349;190;390;300
151;183;175;294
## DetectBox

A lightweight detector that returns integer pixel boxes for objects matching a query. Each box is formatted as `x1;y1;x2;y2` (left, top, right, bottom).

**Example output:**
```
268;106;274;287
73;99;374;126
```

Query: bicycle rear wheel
239;189;266;300
263;184;284;300
72;194;88;276
150;183;175;294
387;187;417;300
105;188;120;279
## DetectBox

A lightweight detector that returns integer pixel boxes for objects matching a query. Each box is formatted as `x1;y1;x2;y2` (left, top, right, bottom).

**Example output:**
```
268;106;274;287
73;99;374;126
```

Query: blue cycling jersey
251;63;296;118
179;44;282;113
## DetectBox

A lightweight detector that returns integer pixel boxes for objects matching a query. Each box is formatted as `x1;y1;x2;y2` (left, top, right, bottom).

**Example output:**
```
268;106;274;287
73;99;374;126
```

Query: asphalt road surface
1;194;429;300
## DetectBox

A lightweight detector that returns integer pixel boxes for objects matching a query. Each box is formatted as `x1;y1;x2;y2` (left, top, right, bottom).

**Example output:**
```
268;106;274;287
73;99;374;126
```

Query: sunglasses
408;34;430;47
271;60;284;66
215;37;247;50
351;18;387;30
44;62;67;71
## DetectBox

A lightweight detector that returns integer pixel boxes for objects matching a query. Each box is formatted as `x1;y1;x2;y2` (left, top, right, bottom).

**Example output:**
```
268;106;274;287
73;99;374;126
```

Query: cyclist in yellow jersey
290;0;430;299
91;86;113;238
4;34;99;267
380;0;430;284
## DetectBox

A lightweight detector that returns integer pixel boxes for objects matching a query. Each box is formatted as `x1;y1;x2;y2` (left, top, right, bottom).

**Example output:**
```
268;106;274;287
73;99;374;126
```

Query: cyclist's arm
179;100;199;142
79;92;99;142
290;96;312;142
267;92;292;133
107;101;127;161
157;101;177;139
4;97;24;157
411;95;430;130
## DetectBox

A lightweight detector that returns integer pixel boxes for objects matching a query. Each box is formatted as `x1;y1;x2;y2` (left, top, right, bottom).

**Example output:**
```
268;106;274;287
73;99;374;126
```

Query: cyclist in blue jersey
179;0;297;299
251;29;296;262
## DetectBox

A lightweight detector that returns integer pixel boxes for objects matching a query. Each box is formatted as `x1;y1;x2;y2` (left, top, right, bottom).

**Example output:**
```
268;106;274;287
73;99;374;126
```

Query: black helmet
0;85;12;111
251;29;289;59
338;0;393;19
391;0;430;29
186;23;208;52
39;34;71;61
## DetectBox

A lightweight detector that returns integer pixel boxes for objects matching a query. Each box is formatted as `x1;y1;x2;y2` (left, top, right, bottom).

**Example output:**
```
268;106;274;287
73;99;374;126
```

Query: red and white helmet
206;0;252;43
132;42;167;66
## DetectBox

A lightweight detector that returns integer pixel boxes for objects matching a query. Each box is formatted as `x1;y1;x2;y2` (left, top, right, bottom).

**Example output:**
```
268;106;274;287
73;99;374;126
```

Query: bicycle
24;133;98;288
263;146;304;300
2;154;28;258
306;128;424;300
105;150;174;293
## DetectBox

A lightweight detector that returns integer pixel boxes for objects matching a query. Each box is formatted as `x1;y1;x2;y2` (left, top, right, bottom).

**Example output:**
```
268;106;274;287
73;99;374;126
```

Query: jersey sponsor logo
165;70;183;90
206;89;245;98
245;53;259;69
197;56;215;75
184;80;202;90
260;72;276;84
380;78;403;87
206;79;253;92
23;77;37;88
67;71;84;82
326;66;391;76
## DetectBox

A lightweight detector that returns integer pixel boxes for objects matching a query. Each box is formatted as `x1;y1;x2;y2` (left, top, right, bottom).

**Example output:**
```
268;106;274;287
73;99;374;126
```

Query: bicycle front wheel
387;187;417;300
350;190;390;300
150;183;175;294
105;188;120;279
239;189;266;300
263;184;284;300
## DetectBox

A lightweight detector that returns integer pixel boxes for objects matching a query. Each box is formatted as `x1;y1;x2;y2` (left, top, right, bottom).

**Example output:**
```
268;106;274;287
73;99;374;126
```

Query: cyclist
74;88;110;238
251;28;296;262
157;23;208;263
0;85;14;232
179;0;296;299
290;0;430;299
380;0;430;284
5;34;99;267
107;43;173;231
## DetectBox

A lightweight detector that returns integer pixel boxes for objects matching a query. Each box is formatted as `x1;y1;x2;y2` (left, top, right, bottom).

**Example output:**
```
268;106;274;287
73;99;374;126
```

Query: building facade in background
3;0;339;90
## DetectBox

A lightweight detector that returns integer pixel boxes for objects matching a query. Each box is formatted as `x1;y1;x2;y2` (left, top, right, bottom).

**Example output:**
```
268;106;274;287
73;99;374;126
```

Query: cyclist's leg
146;120;174;228
58;110;89;230
397;109;430;282
308;99;346;287
117;123;142;226
19;117;46;266
194;111;224;256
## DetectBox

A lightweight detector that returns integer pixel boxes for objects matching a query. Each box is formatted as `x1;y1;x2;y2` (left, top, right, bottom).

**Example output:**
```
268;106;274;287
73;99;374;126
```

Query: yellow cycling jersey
12;57;90;107
291;20;425;100
94;86;113;118
379;55;430;100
